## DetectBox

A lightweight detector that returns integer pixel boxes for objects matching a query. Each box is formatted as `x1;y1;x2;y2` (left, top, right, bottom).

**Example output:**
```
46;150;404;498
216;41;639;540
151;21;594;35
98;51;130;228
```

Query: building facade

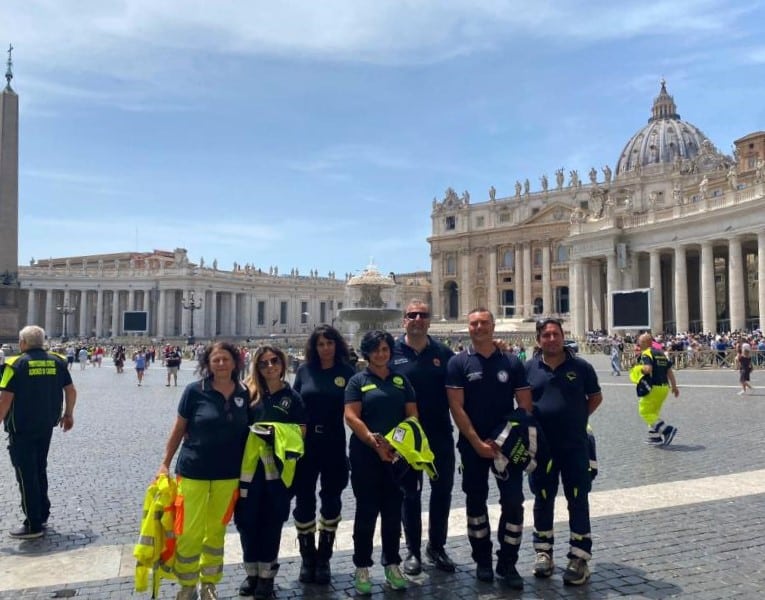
429;81;765;337
19;250;350;340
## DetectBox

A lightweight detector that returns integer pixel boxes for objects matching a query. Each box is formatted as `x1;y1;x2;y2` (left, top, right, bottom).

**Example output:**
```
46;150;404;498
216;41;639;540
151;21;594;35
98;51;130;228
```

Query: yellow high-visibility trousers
174;477;238;586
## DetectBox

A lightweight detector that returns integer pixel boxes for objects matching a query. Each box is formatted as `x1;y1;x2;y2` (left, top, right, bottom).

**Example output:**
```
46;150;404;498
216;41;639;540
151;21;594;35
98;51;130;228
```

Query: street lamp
56;303;77;342
182;290;203;343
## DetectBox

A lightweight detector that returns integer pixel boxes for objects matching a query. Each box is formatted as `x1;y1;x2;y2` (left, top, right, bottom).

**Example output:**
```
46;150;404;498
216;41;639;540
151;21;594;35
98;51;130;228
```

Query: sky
3;0;765;278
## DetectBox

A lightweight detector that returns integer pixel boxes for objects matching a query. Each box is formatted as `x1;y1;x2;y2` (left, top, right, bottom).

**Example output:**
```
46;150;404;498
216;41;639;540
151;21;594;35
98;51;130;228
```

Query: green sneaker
354;567;372;595
384;564;408;590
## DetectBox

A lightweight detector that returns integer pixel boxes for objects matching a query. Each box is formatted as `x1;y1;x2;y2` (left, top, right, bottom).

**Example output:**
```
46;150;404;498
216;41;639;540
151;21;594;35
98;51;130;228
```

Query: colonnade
569;232;765;337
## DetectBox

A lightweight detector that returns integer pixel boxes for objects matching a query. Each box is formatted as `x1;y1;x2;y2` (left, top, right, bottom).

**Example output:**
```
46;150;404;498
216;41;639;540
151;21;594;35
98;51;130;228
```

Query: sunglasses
405;311;430;320
257;357;281;369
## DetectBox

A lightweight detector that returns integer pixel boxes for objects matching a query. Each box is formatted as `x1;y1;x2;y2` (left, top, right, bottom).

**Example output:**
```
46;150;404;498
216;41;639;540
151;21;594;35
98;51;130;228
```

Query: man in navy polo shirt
446;307;532;589
391;299;456;575
525;318;602;586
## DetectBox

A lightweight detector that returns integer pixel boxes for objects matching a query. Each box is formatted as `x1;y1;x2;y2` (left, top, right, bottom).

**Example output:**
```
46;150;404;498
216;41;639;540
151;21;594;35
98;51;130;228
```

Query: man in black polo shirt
446;307;532;589
392;299;456;575
164;345;182;386
0;325;77;539
525;318;602;586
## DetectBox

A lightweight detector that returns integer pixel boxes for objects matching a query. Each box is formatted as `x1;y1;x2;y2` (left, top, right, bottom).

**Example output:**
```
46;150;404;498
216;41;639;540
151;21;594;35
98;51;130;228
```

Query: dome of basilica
615;80;718;177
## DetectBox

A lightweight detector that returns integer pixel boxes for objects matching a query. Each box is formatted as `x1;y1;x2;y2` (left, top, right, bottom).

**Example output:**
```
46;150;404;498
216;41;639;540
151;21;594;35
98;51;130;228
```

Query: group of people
0;306;608;600
150;299;605;599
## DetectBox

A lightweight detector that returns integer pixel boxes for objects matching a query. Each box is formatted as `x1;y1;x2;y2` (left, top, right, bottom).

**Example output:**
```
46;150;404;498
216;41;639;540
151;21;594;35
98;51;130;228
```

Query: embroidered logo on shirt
566;372;577;382
433;358;441;367
234;397;244;408
392;358;408;365
497;370;509;383
361;384;377;392
392;375;405;389
280;398;292;410
334;376;346;387
466;371;483;382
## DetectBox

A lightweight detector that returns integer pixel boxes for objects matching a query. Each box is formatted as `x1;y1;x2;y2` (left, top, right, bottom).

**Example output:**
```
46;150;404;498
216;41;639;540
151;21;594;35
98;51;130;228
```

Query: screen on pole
611;289;651;329
123;311;148;332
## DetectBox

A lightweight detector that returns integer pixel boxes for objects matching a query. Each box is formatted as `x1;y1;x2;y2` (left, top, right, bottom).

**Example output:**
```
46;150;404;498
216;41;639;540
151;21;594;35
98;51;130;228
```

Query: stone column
209;290;218;337
111;290;120;337
514;245;523;317
79;291;89;337
729;236;745;331
630;251;640;288
572;260;586;338
95;288;104;338
229;293;238;336
523;243;532;318
430;253;442;320
245;294;253;336
591;260;603;332
156;289;166;338
541;244;552;315
606;253;618;334
181;291;191;337
45;289;55;333
460;250;470;318
488;247;498;316
674;245;689;333
581;261;591;332
27;288;37;326
127;289;135;312
700;242;716;333
759;232;765;331
649;250;663;332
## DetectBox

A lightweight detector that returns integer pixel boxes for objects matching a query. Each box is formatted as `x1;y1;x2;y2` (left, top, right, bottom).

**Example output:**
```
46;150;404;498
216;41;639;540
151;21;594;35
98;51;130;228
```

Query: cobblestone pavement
1;355;764;599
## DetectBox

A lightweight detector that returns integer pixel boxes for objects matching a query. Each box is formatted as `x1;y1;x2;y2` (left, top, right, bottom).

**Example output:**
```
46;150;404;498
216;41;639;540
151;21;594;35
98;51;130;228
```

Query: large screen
611;289;651;329
123;311;148;332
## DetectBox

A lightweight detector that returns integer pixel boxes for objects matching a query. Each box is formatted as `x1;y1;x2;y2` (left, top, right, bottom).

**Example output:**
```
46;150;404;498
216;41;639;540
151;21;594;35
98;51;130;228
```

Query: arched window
502;249;514;269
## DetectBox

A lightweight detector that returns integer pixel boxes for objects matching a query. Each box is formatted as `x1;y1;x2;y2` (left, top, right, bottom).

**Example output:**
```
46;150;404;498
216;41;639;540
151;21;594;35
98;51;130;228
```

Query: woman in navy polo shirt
158;341;250;600
236;345;307;599
292;325;355;584
344;330;418;595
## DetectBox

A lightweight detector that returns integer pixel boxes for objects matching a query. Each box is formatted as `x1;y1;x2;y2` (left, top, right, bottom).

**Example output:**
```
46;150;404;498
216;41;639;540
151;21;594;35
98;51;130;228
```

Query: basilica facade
428;82;765;337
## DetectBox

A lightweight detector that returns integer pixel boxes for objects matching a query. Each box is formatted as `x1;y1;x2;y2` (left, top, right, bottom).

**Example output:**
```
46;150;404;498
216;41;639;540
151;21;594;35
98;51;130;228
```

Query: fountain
337;262;400;346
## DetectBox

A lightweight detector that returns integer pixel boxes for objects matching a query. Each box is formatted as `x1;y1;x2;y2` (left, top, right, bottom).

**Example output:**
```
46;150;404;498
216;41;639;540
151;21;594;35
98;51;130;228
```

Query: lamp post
56;303;77;342
182;290;203;344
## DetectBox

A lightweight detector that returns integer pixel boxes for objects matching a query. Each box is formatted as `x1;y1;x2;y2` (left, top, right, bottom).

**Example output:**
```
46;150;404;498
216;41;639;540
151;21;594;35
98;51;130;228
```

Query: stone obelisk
0;44;20;340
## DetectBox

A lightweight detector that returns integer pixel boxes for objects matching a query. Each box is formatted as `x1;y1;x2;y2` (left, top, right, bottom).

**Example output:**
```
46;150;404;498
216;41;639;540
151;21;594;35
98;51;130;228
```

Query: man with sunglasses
391;299;457;575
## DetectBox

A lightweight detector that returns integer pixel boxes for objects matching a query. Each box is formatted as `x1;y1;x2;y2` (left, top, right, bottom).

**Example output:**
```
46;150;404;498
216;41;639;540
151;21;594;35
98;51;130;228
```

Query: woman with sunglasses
344;329;418;595
236;345;306;600
291;325;355;584
157;341;250;600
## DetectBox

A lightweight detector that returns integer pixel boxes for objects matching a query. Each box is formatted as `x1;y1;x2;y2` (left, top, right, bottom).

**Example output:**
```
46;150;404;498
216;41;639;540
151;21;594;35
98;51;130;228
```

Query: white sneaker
737;390;745;396
200;582;218;600
175;585;198;600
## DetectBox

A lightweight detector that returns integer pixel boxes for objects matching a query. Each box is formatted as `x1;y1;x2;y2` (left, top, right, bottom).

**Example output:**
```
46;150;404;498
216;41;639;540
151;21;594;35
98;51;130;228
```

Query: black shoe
239;575;258;596
254;577;275;600
403;552;422;575
299;558;316;583
314;559;331;584
426;544;456;572
476;563;494;582
497;564;524;590
9;523;43;539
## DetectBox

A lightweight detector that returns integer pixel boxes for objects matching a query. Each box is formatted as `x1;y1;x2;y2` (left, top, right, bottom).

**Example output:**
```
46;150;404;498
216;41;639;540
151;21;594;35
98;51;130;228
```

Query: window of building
534;274;542;281
446;254;457;276
445;216;456;230
475;216;485;228
533;248;542;266
499;212;511;223
502;249;514;269
300;301;308;324
320;301;327;323
257;301;265;326
280;301;288;325
532;208;540;215
338;301;343;311
477;255;485;273
503;277;513;283
579;200;589;210
557;245;568;262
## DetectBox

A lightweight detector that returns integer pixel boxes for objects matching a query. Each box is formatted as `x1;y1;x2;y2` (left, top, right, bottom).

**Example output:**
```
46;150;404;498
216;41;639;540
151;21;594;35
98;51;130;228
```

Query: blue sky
4;1;765;277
